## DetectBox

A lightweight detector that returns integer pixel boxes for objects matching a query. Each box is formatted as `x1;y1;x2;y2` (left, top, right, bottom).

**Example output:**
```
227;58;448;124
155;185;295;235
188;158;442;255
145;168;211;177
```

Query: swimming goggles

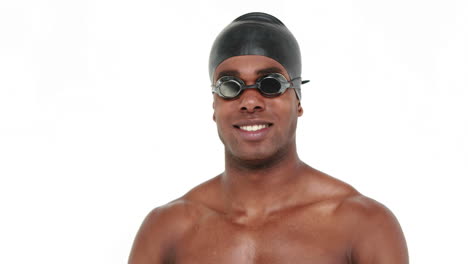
212;73;308;100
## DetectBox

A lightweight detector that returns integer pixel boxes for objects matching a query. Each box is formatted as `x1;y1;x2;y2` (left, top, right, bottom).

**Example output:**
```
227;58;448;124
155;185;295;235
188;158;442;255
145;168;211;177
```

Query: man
129;12;408;263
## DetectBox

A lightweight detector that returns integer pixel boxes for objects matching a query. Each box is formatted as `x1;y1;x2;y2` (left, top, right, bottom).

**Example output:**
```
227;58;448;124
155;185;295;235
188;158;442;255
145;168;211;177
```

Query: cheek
213;105;233;132
272;101;299;136
212;99;224;123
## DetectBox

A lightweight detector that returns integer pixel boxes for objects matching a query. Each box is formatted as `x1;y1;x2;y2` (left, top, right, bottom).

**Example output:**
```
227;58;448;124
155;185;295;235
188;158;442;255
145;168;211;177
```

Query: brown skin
129;55;409;264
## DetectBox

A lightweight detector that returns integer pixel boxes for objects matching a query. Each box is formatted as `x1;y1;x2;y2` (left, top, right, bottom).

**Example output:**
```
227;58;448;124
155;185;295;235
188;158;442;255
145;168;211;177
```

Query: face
212;55;303;164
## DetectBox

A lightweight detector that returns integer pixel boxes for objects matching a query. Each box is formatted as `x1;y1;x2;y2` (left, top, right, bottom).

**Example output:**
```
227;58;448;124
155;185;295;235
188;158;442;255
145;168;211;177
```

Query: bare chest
168;209;352;264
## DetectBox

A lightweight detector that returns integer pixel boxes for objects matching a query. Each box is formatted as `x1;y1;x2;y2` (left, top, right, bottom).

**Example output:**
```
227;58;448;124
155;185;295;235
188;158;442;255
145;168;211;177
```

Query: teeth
239;124;268;132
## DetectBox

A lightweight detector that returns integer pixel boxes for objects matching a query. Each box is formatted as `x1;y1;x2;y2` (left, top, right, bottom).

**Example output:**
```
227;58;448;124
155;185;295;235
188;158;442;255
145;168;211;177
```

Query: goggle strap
290;77;303;89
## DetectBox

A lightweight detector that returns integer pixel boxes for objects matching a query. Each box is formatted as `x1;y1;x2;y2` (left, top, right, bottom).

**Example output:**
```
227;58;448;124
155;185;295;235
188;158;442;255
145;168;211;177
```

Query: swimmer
128;12;408;264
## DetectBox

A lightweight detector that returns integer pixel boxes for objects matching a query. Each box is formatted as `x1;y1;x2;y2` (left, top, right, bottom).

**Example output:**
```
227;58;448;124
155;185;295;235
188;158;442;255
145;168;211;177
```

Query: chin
226;144;288;169
235;151;272;162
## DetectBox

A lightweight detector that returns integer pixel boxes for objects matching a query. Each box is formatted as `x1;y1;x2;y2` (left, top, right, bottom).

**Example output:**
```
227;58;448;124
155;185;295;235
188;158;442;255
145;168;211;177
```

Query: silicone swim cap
209;12;303;88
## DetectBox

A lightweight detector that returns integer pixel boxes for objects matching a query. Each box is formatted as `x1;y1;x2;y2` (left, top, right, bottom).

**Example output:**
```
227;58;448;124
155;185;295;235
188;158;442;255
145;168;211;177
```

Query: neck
221;143;306;224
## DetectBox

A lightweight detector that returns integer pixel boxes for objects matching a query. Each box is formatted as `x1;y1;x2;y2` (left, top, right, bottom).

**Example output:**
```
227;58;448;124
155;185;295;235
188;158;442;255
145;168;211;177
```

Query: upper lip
233;119;273;128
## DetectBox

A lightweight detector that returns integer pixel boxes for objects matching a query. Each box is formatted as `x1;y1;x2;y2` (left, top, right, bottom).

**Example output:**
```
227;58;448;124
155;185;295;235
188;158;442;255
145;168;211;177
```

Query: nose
238;88;265;113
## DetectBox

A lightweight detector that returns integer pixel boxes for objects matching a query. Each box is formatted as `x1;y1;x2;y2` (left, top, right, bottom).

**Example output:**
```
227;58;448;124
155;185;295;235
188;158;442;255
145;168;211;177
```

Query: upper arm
128;202;193;264
348;198;409;264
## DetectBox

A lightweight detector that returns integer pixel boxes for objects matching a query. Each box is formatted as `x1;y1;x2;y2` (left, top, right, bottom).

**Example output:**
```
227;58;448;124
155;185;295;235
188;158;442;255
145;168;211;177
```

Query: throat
225;141;297;172
220;162;306;227
221;141;304;225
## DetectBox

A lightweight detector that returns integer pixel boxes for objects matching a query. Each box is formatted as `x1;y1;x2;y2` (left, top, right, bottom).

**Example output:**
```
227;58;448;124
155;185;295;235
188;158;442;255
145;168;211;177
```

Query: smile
239;124;270;132
232;122;272;141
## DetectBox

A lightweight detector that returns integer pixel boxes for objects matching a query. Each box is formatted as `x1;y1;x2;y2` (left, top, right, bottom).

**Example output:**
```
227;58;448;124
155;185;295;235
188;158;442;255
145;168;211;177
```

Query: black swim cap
209;12;302;87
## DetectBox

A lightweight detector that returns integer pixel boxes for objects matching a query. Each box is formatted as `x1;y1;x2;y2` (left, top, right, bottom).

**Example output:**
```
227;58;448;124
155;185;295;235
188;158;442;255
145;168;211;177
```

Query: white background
0;0;467;263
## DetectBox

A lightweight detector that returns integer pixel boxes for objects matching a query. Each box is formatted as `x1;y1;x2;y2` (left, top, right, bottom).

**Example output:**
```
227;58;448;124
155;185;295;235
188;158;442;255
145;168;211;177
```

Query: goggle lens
219;80;242;98
259;77;282;95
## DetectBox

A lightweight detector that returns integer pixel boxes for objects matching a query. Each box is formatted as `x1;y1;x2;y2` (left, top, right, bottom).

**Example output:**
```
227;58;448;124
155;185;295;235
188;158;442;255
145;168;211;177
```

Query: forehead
213;55;290;81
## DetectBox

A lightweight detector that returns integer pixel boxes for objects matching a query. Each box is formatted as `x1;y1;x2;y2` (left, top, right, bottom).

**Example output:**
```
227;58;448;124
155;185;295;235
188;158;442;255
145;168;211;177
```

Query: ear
297;101;303;117
212;101;216;122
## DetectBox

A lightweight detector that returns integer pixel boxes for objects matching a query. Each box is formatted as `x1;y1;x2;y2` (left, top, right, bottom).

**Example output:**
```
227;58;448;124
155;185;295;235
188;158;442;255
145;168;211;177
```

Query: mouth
234;123;273;132
232;121;273;141
233;122;273;132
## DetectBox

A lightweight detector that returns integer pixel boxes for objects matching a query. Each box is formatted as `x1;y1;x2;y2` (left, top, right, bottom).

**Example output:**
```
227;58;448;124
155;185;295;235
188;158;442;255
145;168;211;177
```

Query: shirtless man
128;12;408;264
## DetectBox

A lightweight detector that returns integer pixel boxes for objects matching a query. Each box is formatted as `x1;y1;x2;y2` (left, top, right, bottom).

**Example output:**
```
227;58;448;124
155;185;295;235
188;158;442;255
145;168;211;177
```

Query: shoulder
128;176;222;264
336;193;396;222
316;168;403;234
305;167;397;224
140;198;202;234
128;199;200;263
134;175;223;242
304;167;408;262
303;166;360;204
335;194;409;263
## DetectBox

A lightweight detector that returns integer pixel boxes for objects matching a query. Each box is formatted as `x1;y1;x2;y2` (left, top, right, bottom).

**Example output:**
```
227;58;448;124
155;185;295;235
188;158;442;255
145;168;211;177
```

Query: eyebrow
256;67;284;75
217;70;240;79
216;67;285;80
